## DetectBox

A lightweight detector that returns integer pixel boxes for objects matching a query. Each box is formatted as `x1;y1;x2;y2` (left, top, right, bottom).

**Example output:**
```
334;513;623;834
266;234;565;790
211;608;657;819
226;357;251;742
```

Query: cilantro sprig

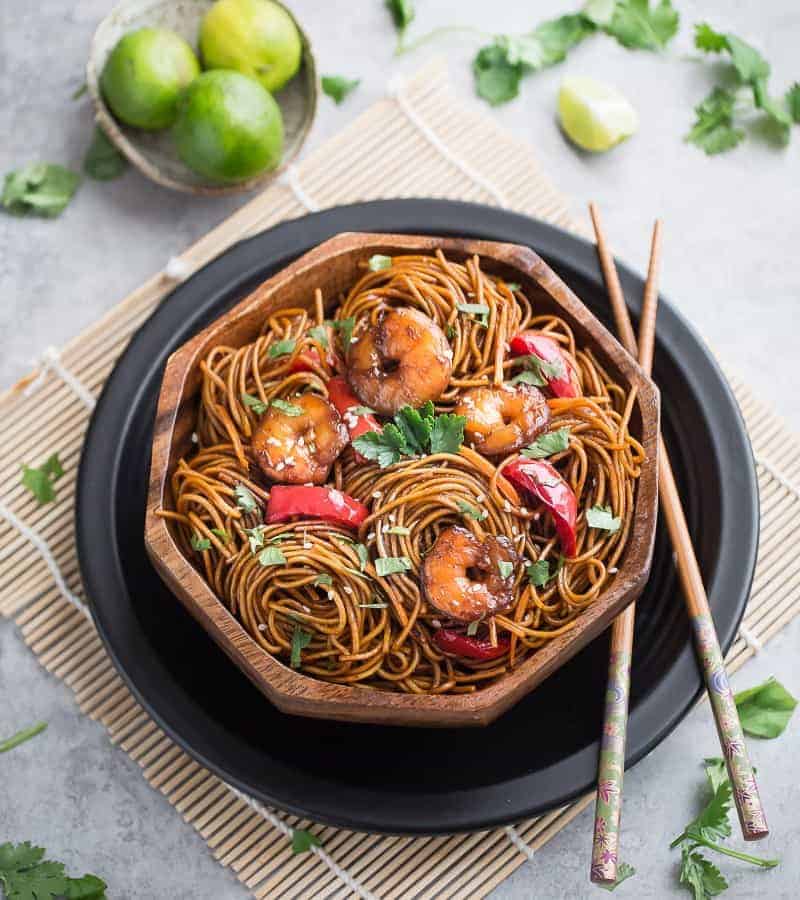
671;760;778;900
2;163;79;218
688;23;799;154
522;427;570;459
0;842;106;900
353;402;465;468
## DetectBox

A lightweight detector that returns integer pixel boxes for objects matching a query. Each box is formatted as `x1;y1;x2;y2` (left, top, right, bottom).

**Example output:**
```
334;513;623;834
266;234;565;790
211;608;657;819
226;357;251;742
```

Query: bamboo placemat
2;60;800;899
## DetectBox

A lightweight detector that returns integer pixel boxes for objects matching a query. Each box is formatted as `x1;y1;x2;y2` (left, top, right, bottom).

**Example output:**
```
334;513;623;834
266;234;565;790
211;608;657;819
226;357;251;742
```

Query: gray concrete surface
1;1;798;897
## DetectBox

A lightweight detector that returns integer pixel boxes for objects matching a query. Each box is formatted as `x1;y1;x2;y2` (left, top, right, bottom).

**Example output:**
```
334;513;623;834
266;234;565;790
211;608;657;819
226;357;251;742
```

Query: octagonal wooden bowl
145;232;660;727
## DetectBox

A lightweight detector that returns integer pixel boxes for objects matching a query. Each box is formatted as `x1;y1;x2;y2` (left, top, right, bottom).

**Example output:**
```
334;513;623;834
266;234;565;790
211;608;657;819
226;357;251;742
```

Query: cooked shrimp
251;394;348;485
346;307;453;415
455;383;550;456
421;526;519;622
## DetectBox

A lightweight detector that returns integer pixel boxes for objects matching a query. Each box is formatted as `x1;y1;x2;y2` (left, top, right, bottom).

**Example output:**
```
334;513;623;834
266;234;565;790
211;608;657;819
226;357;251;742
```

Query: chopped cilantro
290;626;312;668
190;533;211;552
368;254;392;271
258;545;286;567
456;500;488;521
2;163;79;217
313;573;334;587
307;324;329;348
375;556;412;576
497;560;514;579
522;427;570;459
271;398;304;416
242;392;268;414
21;453;64;505
269;339;296;358
586;504;621;532
234;483;259;514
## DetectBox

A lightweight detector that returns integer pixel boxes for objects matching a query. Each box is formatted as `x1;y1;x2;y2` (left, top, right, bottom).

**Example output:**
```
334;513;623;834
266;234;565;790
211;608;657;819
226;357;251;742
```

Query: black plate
76;200;757;834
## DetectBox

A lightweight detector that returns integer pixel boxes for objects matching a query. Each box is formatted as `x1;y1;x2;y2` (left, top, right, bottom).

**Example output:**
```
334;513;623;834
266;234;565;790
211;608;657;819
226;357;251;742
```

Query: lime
199;0;302;94
557;76;638;153
173;70;284;182
100;28;200;130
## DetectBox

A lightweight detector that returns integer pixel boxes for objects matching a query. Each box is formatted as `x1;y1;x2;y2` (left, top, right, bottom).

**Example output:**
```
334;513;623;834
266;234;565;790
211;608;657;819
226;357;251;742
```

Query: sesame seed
475;493;485;503
520;506;528;514
367;531;375;540
257;624;267;632
609;566;618;574
432;619;442;628
343;585;353;595
503;501;511;512
191;432;199;444
372;490;382;499
303;542;312;550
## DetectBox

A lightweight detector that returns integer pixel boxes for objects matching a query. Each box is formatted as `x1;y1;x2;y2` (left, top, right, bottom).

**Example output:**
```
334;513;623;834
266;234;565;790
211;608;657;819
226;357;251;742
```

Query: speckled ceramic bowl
86;0;317;196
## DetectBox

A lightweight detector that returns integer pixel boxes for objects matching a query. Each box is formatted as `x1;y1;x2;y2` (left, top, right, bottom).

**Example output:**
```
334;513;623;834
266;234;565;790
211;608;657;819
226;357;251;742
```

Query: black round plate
76;200;757;834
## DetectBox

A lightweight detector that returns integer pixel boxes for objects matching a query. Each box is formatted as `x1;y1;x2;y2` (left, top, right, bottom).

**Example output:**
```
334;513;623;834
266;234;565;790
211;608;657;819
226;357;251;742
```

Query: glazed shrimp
421;526;519;622
251;394;348;485
455;383;550;456
346;307;453;415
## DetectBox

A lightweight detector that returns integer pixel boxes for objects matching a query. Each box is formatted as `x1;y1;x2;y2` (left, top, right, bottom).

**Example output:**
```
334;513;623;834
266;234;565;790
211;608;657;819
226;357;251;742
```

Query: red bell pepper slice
289;347;324;374
508;331;580;398
327;376;381;461
432;628;510;661
502;458;578;557
266;485;368;530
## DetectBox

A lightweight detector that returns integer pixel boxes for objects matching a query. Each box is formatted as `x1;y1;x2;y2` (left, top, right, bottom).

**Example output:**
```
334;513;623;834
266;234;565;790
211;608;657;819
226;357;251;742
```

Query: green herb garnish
235;483;259;514
244;525;266;554
385;525;411;536
353;403;465;467
497;560;514;579
313;573;334;587
83;127;128;181
269;338;296;358
211;528;229;544
0;842;106;900
597;860;636;891
291;828;321;854
526;560;551;587
522;427;570;459
586;505;621;532
271;398;304;416
368;254;392;271
258;546;286;567
190;533;211;552
242;392;268;415
446;324;457;340
329;316;356;351
358;602;389;609
21;453;64;505
322;75;361;104
375;556;413;576
604;0;679;51
456;500;487;521
307;324;329;348
466;620;480;636
350;405;376;416
685;88;744;156
505;282;521;292
0;722;47;754
734;676;797;738
2;163;79;218
290;626;312;668
456;302;490;326
386;0;415;46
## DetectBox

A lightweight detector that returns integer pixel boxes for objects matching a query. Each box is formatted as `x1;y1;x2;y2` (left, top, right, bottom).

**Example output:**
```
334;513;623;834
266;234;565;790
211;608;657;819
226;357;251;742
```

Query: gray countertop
1;1;798;898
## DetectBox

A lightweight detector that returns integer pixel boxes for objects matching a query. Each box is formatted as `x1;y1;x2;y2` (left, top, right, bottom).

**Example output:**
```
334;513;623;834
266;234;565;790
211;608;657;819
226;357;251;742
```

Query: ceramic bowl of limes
87;0;317;195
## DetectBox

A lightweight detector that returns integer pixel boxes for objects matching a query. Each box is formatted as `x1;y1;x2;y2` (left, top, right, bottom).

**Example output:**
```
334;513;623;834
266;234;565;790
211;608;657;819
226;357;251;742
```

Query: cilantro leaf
61;873;107;898
330;316;356;351
271;398;304;416
586;505;621;532
190;533;211;552
291;828;321;854
679;847;727;900
386;0;414;33
694;23;727;53
83;127;127;181
522;427;570;459
313;573;333;586
787;83;800;123
685;87;745;155
290;626;312;668
526;559;551;587
456;499;487;521
242;392;268;414
473;45;522;106
734;676;797;738
429;413;466;455
358;601;389;609
597;860;636;891
505;14;596;69
497;560;514;579
0;842;106;900
466;619;480;636
513;353;564;386
685;779;733;845
457;302;491;323
0;722;47;754
375;556;412;576
353;429;404;468
321;75;360;105
258;545;286;567
395;403;434;453
368;254;392;271
234;483;259;514
2;163;79;218
21;453;64;505
307;324;329;348
385;525;411;535
211;528;229;543
582;0;616;27
510;369;547;387
244;525;267;554
604;0;679;51
269;339;296;358
703;757;729;793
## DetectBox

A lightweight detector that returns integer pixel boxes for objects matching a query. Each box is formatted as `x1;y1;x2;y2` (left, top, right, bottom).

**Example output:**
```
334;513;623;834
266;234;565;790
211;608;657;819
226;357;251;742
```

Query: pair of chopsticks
588;204;768;886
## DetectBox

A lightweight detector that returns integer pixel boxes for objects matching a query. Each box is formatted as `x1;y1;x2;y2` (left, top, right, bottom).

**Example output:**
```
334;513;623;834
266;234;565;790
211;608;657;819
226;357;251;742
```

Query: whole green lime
173;70;284;182
100;27;200;130
199;0;302;94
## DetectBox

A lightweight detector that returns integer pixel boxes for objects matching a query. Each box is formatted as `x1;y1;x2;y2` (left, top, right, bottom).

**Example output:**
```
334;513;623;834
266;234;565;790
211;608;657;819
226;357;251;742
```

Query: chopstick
588;205;768;886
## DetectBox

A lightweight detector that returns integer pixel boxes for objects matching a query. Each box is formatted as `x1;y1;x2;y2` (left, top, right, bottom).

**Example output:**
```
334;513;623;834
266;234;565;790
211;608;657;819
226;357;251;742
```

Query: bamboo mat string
1;61;799;899
23;346;96;409
277;163;320;213
386;74;508;207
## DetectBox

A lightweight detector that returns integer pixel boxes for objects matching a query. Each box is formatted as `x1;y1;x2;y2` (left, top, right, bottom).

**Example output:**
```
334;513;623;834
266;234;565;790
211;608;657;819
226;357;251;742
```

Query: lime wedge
558;76;638;152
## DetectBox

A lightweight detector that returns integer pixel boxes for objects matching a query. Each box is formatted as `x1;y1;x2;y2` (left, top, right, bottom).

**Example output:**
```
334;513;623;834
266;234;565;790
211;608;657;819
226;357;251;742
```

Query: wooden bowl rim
85;0;318;197
146;232;660;725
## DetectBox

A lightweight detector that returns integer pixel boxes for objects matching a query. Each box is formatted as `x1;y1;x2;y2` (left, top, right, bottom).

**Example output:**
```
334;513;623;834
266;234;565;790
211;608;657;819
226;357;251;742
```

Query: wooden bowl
145;233;660;726
86;0;317;196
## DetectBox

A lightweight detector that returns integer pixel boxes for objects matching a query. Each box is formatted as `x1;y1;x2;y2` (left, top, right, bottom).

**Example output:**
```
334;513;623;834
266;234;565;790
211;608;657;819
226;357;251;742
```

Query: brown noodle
160;252;644;693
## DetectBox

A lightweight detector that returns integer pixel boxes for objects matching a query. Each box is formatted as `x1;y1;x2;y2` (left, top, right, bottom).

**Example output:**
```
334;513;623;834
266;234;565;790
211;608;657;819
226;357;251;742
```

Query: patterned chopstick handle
590;649;631;883
692;613;768;840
